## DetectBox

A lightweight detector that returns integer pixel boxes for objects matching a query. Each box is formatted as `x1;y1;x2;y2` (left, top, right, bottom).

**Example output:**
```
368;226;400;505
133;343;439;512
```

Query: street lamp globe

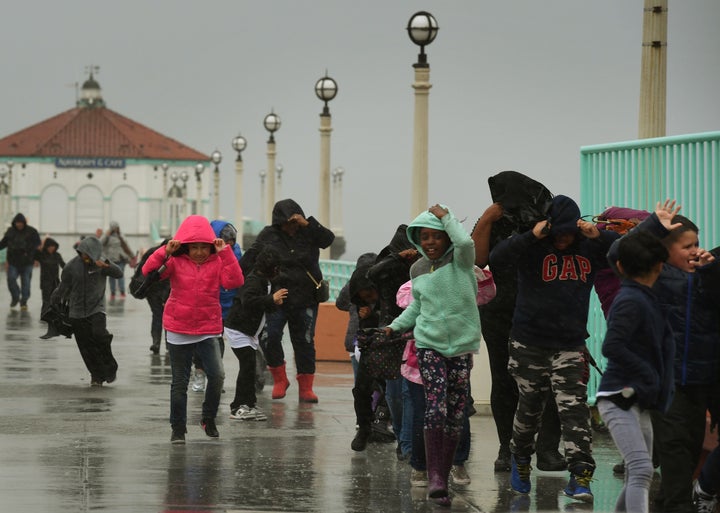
195;163;205;178
161;162;169;173
180;170;189;183
407;11;439;65
211;150;222;166
315;73;338;113
263;111;281;134
232;134;247;157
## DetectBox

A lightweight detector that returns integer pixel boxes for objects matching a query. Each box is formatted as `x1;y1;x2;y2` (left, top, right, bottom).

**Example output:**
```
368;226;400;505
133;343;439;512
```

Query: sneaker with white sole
564;464;594;502
410;469;428;487
191;369;206;392
230;405;267;421
450;464;471;485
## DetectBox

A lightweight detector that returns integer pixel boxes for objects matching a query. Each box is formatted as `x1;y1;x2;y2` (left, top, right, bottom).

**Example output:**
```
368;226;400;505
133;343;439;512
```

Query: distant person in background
0;213;41;310
35;237;66;339
101;221;134;300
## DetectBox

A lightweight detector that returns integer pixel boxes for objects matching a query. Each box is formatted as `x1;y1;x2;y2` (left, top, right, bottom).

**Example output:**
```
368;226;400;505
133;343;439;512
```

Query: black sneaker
171;426;186;444
201;418;219;438
10;299;18;308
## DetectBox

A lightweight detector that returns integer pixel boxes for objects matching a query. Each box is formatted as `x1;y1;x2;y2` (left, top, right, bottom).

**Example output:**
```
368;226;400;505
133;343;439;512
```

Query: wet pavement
0;278;661;512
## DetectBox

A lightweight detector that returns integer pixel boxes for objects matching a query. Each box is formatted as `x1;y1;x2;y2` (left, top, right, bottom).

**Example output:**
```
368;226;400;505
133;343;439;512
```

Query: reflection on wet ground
0;279;658;512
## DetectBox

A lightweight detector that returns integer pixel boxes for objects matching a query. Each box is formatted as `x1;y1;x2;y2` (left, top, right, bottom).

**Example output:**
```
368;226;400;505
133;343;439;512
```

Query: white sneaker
230;405;267;421
191;369;206;392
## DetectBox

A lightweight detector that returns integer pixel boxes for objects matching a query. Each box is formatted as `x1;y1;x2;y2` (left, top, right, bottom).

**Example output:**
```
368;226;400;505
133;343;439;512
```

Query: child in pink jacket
143;215;244;444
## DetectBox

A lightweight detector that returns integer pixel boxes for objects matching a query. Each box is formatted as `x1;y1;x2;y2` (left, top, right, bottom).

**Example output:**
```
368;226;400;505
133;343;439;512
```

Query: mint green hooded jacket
388;208;481;357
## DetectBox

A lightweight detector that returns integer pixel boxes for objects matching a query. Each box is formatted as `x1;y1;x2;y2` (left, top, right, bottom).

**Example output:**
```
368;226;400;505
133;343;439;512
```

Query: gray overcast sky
2;1;719;260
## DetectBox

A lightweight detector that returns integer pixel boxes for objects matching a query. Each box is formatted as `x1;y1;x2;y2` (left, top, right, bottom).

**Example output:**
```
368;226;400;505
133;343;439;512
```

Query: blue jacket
597;279;675;412
210;220;242;319
609;213;720;385
389;208;481;358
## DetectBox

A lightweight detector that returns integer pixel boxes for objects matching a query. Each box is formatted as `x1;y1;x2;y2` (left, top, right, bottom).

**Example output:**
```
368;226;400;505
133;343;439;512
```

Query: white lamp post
211;150;222;219
407;11;438;218
263;111;281;223
232;134;247;244
259;170;267;223
194;163;205;215
315;73;338;259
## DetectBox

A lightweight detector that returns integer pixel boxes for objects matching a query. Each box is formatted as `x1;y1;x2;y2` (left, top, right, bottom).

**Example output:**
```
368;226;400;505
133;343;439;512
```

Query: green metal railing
580;130;720;402
319;259;355;301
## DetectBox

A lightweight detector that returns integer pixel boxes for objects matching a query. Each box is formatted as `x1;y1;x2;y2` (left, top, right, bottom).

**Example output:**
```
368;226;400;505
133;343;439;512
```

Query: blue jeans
168;338;224;428
597;400;654;513
261;304;318;374
108;261;127;295
7;264;32;303
386;378;411;455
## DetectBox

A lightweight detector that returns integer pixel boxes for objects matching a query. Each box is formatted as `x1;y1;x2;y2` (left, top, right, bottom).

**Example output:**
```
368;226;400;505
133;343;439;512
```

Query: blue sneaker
563;465;594;502
510;454;532;494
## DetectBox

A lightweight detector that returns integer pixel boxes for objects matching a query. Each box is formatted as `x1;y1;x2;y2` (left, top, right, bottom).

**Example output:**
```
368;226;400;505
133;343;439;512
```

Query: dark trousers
146;293;164;340
352;356;382;428
261;304;318;374
651;385;716;513
69;312;117;382
168;338;224;429
230;346;258;410
480;308;561;453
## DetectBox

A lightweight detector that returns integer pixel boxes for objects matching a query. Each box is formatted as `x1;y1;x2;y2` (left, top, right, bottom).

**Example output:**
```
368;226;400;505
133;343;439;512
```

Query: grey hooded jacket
51;237;123;319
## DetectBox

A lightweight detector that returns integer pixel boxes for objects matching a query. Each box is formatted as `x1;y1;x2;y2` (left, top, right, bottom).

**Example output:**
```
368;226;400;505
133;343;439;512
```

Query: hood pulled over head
174;215;217;245
271;199;305;226
548;195;580;236
406;206;452;259
76;236;103;261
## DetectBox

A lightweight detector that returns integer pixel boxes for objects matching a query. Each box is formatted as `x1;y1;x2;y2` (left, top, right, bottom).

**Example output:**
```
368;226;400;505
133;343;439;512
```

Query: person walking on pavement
470;171;564;473
142;215;244;444
51;236;123;386
0;213;41;309
240;199;334;404
385;204;481;507
225;247;287;422
101;221;134;300
35;237;66;339
490;194;620;502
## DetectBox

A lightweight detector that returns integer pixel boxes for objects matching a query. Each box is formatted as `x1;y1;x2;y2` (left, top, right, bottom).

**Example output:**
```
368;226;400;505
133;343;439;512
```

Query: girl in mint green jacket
387;204;481;506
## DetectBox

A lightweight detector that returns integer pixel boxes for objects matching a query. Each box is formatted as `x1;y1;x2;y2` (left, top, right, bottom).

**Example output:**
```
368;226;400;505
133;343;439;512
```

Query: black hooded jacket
0;213;41;267
240;199;335;308
34;238;65;291
366;224;417;323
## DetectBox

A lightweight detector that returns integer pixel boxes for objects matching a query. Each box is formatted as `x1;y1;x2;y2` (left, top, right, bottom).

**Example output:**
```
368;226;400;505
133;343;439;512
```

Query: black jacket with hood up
0;213;41;267
240;199;335;308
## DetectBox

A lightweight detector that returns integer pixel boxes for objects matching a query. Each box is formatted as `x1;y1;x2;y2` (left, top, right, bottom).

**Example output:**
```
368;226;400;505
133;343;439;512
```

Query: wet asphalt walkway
0;274;660;513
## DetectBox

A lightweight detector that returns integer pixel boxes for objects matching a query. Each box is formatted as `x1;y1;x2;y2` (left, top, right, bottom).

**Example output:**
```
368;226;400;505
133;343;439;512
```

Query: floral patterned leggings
417;348;472;435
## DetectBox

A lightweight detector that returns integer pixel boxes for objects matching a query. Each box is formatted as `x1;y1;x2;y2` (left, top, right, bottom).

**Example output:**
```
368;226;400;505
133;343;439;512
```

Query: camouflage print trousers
507;339;595;470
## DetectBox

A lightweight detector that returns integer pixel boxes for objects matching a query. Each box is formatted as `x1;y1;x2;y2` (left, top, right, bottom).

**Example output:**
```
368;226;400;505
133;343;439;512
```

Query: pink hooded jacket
143;215;244;335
